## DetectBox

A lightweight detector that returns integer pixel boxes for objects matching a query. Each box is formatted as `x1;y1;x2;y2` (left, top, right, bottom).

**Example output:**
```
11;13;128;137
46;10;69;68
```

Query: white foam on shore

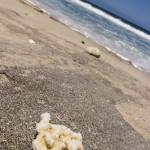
105;47;145;71
23;0;47;13
107;47;129;62
23;0;36;6
69;0;150;41
106;47;130;62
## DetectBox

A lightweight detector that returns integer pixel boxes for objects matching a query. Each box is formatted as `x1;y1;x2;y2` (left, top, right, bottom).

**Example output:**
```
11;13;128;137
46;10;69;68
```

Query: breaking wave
69;0;150;41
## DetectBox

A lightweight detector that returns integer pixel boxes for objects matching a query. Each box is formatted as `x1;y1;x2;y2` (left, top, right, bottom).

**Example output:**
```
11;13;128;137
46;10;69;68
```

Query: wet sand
0;0;150;149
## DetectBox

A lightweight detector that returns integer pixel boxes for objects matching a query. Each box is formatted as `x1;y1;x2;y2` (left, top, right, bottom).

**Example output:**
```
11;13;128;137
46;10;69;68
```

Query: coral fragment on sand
33;112;84;150
29;39;36;44
86;47;101;58
0;73;9;84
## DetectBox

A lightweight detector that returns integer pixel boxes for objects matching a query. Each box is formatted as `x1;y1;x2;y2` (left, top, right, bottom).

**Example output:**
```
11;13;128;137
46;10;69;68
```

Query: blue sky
86;0;150;32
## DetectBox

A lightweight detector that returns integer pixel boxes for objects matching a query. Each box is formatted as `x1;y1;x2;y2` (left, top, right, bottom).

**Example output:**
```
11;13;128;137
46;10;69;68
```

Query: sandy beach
0;0;150;149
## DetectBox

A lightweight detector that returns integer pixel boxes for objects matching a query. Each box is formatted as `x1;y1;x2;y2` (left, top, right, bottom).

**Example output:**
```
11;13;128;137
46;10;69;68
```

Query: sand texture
0;0;150;149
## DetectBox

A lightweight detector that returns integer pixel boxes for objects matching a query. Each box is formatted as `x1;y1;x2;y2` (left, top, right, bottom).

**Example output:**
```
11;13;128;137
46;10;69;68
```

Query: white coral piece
86;47;101;58
32;112;84;150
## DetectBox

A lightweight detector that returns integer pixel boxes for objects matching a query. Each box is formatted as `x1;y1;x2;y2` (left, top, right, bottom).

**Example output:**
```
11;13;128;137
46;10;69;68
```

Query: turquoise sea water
29;0;150;72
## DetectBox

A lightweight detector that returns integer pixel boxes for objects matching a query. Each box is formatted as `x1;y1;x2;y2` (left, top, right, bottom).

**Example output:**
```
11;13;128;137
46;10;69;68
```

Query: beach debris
32;112;84;150
86;47;101;58
29;39;36;44
0;73;9;84
81;40;85;44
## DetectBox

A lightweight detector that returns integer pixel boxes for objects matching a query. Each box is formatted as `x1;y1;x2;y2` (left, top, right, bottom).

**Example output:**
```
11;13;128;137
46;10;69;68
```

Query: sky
86;0;150;32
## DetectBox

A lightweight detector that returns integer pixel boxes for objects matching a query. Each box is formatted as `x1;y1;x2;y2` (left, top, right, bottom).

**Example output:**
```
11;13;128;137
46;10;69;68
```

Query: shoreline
16;0;150;94
19;0;150;76
81;0;150;35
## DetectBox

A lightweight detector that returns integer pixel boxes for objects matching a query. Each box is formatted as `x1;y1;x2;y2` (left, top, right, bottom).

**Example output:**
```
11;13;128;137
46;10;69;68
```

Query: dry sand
0;0;150;149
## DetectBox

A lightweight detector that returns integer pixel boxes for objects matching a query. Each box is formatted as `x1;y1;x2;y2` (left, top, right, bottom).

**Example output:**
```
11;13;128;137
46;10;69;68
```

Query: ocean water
28;0;150;72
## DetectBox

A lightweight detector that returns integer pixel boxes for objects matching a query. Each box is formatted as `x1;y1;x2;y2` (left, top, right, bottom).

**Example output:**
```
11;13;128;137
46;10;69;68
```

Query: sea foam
69;0;150;41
